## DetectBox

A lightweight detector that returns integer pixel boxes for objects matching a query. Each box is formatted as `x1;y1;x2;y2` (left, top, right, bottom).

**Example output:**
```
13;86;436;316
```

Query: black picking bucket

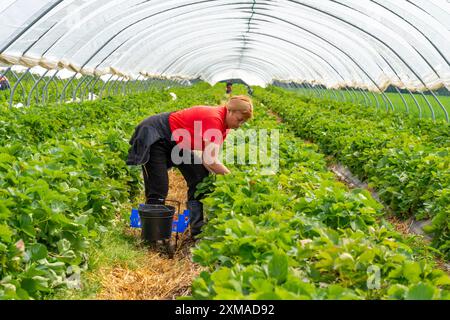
138;203;175;242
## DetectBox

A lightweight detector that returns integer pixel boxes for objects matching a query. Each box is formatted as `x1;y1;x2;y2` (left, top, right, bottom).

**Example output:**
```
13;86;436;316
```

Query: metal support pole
138;76;146;92
129;79;135;95
118;78;124;96
366;90;376;108
419;91;436;121
27;69;49;106
145;79;152;91
358;88;367;105
318;86;325;99
312;85;319;98
99;74;114;99
132;78;138;93
80;77;95;102
114;77;124;96
0;67;11;77
299;83;305;95
379;92;389;112
323;86;332;100
8;69;26;104
134;75;142;93
290;82;297;93
303;83;311;97
125;79;129;95
337;88;346;102
9;67;31;109
26;72;38;103
325;87;332;100
344;87;355;104
348;87;357;104
298;83;306;96
394;87;409;114
73;75;89;101
148;79;154;90
141;77;148;92
82;76;95;101
297;83;304;96
406;89;422;118
330;88;339;101
356;88;366;105
362;90;372;108
359;89;370;107
328;87;336;101
305;83;314;97
105;77;114;97
106;76;118;97
60;73;79;104
113;77;122;96
316;85;323;99
381;91;395;112
121;79;126;96
143;79;149;91
310;84;322;98
349;87;361;105
369;91;381;110
42;70;59;104
123;79;129;96
135;78;141;92
309;83;320;98
85;76;101;100
428;90;449;123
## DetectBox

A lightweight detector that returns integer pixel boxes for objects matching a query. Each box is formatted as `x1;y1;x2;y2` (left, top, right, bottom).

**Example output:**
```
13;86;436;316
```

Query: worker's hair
226;95;253;119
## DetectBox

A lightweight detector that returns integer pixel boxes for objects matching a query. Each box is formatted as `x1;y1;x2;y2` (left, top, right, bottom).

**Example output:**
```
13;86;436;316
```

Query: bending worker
126;95;253;238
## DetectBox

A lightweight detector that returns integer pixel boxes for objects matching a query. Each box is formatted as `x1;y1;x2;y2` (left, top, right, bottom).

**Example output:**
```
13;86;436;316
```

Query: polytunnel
0;0;449;119
1;0;450;303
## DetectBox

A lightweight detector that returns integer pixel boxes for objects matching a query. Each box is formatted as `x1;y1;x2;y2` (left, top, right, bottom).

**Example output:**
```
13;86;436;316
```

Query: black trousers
142;139;209;204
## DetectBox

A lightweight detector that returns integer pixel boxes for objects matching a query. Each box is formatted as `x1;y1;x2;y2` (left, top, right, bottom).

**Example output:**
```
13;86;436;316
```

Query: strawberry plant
0;83;216;299
188;98;449;300
255;87;450;258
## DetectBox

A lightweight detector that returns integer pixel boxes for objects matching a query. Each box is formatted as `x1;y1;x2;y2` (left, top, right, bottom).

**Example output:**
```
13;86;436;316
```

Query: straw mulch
386;215;412;236
96;169;206;300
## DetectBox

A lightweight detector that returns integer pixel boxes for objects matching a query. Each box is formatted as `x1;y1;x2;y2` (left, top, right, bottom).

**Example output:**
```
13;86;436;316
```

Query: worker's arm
201;141;231;175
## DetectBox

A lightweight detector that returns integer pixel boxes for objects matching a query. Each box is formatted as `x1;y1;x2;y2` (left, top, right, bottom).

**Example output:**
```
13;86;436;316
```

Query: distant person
225;82;232;95
0;75;10;91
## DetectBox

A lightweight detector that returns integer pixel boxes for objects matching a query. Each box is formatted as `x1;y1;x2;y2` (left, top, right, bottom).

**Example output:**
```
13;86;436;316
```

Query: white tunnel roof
0;0;449;91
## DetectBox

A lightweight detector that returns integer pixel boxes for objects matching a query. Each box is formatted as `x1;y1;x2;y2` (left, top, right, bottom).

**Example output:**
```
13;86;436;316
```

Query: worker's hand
205;162;231;175
202;141;230;175
203;162;230;175
206;163;231;175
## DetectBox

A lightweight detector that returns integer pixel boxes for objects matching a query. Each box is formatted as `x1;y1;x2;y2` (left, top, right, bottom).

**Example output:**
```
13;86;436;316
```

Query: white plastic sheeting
0;0;449;91
0;65;82;79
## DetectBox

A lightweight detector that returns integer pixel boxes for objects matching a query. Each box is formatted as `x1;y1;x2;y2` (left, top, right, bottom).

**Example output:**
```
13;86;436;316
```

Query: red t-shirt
169;105;230;150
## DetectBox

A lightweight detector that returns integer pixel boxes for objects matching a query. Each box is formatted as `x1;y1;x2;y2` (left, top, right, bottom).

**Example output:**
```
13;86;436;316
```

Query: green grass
288;88;450;122
47;209;148;300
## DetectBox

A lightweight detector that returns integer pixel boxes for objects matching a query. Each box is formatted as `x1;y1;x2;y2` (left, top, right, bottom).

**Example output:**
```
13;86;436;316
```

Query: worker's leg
142;140;171;204
177;152;209;236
